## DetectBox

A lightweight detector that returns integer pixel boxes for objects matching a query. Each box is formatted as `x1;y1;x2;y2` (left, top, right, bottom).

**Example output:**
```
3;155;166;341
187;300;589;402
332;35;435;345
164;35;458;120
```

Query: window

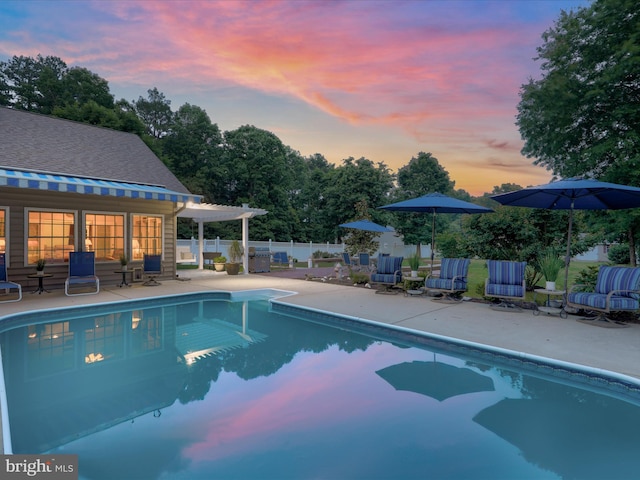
132;215;163;260
27;210;75;265
85;213;125;262
0;208;5;253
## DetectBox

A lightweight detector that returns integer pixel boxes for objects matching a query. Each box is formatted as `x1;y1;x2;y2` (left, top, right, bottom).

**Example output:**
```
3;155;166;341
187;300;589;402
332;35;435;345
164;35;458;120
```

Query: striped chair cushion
485;283;525;298
370;273;401;284
595;266;640;299
567;292;639;311
425;277;467;291
487;260;527;286
376;255;403;275
440;258;470;281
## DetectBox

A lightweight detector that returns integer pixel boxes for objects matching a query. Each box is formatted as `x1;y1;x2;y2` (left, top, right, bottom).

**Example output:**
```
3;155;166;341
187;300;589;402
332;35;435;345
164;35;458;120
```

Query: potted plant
119;253;129;271
213;255;226;272
226;240;243;275
36;258;46;276
537;249;564;292
408;253;421;277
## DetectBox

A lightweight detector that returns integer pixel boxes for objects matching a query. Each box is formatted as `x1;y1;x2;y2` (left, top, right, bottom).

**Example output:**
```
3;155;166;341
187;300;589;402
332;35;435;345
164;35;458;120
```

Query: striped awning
0;168;202;204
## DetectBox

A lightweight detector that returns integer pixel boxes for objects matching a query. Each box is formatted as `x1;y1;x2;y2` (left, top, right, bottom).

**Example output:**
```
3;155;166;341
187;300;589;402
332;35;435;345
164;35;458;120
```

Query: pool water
2;292;640;479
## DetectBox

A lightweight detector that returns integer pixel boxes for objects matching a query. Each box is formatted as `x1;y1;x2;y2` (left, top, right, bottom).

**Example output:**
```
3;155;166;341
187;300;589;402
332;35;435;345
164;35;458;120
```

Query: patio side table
114;269;134;287
533;288;567;318
27;273;54;294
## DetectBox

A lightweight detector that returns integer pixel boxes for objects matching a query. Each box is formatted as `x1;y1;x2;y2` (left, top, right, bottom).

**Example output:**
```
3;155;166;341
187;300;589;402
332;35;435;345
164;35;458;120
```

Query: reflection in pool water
2;293;640;479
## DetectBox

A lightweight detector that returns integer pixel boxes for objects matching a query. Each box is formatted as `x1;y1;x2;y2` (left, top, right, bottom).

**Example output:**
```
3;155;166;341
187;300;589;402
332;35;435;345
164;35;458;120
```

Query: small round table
27;273;54;294
114;269;134;287
533;288;567;318
403;276;424;296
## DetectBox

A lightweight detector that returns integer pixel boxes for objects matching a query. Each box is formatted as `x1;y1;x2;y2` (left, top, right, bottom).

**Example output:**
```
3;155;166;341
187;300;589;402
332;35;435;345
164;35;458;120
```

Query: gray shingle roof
0;107;190;194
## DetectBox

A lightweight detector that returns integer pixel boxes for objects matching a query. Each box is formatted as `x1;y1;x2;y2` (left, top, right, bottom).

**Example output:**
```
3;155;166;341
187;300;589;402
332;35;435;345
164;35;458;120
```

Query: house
0;107;204;288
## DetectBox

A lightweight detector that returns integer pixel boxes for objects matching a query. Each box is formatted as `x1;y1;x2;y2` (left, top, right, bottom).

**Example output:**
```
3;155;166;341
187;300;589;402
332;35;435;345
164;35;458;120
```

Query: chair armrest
606;289;640;298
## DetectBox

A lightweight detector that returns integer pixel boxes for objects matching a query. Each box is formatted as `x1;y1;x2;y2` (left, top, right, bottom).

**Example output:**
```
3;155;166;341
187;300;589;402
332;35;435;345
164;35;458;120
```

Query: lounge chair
340;252;355;269
65;251;100;296
424;258;470;302
484;260;527;311
0;253;22;302
272;251;289;268
358;252;375;273
567;265;640;326
143;254;162;286
370;255;404;294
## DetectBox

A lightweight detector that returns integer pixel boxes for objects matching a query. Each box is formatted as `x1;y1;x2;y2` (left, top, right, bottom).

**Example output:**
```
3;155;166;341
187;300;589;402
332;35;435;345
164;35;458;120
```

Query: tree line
2;0;638;268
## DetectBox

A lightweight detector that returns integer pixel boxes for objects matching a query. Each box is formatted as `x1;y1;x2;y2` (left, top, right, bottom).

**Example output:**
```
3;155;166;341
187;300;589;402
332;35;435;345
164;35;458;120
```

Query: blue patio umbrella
491;178;640;291
380;193;493;272
338;219;393;233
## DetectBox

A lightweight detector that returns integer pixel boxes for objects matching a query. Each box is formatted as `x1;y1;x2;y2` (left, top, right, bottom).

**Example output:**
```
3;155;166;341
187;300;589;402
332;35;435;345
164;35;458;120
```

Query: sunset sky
0;0;591;196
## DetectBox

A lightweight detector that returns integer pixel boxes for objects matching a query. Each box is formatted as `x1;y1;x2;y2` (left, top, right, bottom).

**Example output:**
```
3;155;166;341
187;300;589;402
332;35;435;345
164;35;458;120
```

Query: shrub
350;272;370;284
608;244;630;264
573;265;600;291
437;231;468;258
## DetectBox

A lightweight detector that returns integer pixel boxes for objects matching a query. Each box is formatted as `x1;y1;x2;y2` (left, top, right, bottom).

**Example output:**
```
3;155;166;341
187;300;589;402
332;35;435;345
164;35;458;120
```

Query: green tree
516;0;640;263
388;152;455;256
0;54;66;112
291;153;335;242
162;103;222;194
342;200;381;256
324;157;395;241
134;87;173;140
60;67;114;109
216;125;297;240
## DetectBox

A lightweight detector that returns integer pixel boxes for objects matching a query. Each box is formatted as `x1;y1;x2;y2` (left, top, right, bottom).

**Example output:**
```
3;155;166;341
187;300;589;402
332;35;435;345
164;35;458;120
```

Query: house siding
1;187;177;289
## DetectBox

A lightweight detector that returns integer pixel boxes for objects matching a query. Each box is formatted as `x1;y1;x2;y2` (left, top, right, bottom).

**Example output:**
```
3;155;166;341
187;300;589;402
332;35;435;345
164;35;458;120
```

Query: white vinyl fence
177;237;430;265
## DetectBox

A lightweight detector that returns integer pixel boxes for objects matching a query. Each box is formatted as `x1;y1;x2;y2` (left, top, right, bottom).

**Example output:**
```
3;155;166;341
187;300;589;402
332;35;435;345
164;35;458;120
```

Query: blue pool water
2;291;640;479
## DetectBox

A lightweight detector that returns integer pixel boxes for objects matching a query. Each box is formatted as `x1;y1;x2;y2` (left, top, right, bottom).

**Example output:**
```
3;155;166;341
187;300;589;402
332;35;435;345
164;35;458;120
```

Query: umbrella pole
564;204;574;293
431;210;436;275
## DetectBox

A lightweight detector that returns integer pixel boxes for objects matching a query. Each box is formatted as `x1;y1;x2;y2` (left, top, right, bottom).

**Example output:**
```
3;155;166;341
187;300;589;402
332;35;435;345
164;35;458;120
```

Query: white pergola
176;202;268;274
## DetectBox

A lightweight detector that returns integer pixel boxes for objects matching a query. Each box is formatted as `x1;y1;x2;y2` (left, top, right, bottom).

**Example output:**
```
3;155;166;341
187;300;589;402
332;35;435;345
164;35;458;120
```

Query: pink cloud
0;0;577;194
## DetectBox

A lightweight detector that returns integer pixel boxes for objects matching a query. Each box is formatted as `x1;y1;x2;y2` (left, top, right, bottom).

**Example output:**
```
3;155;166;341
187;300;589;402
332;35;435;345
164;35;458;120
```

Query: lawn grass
463;258;604;301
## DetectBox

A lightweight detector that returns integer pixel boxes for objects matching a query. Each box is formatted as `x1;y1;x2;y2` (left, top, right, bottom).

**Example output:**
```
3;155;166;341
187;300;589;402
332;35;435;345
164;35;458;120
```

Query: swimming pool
2;290;640;479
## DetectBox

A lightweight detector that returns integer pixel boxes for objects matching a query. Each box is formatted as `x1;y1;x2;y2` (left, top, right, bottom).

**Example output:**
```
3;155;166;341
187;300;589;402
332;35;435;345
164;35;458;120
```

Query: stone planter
214;262;225;272
225;263;240;275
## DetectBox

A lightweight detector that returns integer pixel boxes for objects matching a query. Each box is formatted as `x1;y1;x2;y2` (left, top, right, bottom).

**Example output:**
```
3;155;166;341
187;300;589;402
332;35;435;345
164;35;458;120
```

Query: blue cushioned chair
567;265;640;326
425;258;470;302
0;253;22;302
143;254;162;286
272;251;289;267
65;251;100;296
484;260;527;311
370;255;404;294
357;253;376;273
